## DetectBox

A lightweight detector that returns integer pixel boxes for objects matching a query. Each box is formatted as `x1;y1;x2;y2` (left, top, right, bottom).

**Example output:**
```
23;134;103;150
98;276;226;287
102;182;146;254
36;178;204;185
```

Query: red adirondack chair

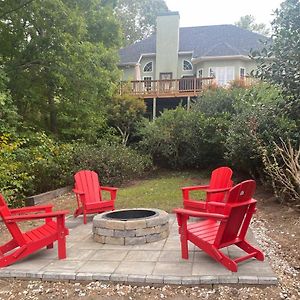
73;170;117;224
182;166;233;213
174;180;264;272
0;193;69;268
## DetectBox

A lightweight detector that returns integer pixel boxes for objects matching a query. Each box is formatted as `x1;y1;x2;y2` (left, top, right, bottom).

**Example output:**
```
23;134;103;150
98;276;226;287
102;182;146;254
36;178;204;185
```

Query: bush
261;139;300;205
21;132;75;195
0;134;33;206
138;107;229;169
72;140;152;185
193;86;243;116
224;83;298;176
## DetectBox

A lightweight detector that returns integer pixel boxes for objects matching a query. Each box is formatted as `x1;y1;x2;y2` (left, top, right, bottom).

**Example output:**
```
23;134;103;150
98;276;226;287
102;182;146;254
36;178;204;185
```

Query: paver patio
0;214;277;285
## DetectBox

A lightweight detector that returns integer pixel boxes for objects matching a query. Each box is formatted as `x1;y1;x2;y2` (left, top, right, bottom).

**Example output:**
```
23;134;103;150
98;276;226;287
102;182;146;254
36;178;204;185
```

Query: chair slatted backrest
214;180;256;247
0;194;27;245
74;170;102;203
207;167;233;201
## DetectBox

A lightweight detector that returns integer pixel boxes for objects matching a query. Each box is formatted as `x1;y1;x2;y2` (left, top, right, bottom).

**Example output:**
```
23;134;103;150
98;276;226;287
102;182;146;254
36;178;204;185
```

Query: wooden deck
120;77;215;98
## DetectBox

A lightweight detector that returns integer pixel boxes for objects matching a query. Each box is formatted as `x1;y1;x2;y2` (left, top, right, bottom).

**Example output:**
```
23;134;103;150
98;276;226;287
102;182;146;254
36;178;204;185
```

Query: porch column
187;96;191;111
153;97;157;120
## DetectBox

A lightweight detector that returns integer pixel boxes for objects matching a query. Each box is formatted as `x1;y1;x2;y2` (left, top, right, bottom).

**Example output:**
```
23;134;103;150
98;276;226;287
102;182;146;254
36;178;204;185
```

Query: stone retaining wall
93;208;169;245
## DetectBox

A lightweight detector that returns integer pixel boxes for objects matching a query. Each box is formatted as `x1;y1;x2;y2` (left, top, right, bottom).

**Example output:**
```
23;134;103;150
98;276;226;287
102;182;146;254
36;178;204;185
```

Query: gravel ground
0;187;299;299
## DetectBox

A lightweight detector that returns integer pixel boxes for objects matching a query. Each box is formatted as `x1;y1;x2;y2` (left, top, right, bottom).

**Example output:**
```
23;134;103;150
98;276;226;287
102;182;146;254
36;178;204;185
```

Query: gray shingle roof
119;25;267;65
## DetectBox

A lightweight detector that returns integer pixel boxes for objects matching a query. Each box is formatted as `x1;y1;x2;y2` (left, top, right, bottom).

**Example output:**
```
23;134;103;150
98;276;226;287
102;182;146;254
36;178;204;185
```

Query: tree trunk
48;93;57;133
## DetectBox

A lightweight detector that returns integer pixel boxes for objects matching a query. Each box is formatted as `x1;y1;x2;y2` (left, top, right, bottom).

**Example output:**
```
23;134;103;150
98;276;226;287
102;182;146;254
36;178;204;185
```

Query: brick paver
0;214;277;285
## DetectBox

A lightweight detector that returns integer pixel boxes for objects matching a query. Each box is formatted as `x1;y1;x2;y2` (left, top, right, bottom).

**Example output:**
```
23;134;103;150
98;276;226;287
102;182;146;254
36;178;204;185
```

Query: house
119;12;266;118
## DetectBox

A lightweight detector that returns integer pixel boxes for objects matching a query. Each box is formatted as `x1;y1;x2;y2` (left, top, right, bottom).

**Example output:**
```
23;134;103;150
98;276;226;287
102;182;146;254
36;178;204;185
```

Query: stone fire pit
92;208;169;245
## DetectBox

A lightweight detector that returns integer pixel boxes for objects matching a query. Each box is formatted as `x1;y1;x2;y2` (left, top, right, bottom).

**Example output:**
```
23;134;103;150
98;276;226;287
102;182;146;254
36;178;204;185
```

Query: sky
164;0;283;27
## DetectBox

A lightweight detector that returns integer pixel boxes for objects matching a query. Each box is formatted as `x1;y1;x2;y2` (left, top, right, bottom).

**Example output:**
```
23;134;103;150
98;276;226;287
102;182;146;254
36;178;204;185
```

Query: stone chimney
155;12;180;80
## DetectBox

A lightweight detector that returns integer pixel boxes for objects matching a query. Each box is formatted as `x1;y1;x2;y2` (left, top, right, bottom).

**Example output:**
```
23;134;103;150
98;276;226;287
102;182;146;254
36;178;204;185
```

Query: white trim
143;61;153;73
192;55;250;63
178;51;194;55
137;53;156;63
182;59;193;71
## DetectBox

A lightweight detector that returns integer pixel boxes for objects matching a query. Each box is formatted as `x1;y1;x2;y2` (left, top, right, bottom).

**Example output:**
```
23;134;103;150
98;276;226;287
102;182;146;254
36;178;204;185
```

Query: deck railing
120;77;215;98
120;76;258;98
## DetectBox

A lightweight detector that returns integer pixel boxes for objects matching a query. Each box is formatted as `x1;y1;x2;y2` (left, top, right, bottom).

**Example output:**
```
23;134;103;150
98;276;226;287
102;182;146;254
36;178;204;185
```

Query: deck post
153;97;157;120
187;96;191;111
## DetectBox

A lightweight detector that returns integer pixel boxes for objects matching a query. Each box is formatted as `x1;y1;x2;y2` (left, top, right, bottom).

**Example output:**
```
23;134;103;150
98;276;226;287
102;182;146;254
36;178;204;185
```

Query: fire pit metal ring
93;208;169;245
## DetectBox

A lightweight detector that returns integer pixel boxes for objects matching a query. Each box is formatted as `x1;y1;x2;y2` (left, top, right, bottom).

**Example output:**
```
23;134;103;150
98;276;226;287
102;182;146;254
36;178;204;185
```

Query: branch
0;0;35;19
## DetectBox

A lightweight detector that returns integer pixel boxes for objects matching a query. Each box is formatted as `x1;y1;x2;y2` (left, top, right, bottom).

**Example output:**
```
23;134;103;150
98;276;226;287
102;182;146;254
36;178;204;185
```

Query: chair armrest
173;208;228;220
205;187;231;194
100;186;117;201
101;186;118;192
206;201;227;207
73;189;85;195
6;210;69;222
10;204;53;214
181;185;209;192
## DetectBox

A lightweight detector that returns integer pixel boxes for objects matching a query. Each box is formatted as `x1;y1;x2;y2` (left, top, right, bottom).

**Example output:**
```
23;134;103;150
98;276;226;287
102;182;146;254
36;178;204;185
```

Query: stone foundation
93;208;169;245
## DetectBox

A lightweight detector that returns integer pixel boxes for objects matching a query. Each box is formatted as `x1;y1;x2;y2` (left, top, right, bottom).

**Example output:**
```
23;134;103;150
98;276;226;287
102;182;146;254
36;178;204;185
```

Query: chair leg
210;247;238;272
57;216;67;259
237;240;264;261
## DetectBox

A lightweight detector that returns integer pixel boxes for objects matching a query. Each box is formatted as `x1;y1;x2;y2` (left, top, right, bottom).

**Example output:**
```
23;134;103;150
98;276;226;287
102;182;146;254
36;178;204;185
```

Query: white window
198;69;203;78
143;76;152;91
143;62;153;73
183;60;193;71
208;67;234;85
240;67;246;79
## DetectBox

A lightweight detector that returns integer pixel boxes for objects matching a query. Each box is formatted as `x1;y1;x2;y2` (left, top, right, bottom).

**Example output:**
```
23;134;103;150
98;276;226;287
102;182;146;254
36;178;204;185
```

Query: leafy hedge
72;141;152;186
0;132;152;207
138;107;229;169
138;83;299;181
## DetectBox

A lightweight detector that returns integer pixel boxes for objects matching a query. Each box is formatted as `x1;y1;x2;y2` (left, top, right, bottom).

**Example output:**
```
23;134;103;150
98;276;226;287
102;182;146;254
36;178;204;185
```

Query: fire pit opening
105;209;157;221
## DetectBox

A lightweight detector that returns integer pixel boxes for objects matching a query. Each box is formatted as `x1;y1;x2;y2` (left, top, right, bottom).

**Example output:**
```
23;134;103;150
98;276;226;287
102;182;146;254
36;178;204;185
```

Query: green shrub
138;107;229;169
193;86;243;116
224;83;299;176
22;132;75;194
0;134;33;206
72;141;152;185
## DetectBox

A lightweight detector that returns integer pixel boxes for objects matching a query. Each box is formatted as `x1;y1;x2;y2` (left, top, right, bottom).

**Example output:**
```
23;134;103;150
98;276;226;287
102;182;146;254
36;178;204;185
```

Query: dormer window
183;60;193;71
143;62;153;73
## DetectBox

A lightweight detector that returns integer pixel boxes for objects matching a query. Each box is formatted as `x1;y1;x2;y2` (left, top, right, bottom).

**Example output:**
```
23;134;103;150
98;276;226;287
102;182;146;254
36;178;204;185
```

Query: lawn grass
114;170;209;212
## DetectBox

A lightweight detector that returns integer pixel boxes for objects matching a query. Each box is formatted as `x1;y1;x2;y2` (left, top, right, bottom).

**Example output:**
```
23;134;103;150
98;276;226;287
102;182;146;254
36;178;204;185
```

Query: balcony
120;77;215;98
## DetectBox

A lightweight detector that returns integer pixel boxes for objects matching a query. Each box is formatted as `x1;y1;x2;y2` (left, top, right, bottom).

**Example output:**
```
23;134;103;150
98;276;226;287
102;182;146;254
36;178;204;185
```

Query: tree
107;93;146;145
115;0;169;45
235;15;270;36
0;0;122;141
0;67;20;133
251;0;300;115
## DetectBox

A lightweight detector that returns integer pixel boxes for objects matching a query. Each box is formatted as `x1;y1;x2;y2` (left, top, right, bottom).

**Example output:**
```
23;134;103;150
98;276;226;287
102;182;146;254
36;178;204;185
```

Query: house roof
119;24;267;65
